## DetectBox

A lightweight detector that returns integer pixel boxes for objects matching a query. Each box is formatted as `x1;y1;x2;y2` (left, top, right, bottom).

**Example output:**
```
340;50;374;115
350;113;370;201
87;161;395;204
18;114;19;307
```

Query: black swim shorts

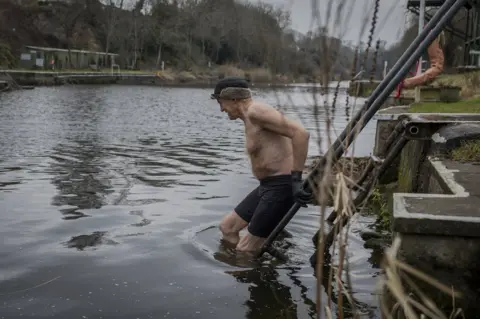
234;174;295;238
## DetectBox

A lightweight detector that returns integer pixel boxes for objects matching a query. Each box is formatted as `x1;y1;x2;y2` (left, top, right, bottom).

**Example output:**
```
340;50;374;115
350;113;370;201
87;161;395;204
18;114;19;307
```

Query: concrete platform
394;158;480;239
374;105;480;123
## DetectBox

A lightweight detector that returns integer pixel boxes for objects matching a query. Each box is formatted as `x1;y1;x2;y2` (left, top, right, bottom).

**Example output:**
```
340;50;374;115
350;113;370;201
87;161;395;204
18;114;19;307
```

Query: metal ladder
256;0;469;261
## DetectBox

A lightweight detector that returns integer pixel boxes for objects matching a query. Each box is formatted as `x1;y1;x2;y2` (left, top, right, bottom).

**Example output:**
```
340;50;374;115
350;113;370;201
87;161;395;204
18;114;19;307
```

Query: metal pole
256;0;467;259
417;0;426;76
464;7;471;65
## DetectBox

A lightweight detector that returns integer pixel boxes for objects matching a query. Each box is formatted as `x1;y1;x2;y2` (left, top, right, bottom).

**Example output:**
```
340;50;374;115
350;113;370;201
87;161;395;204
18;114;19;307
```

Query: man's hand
292;171;313;207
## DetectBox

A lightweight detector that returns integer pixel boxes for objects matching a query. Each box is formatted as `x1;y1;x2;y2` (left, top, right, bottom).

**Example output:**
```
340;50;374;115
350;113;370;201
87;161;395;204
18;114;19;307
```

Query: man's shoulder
247;101;282;119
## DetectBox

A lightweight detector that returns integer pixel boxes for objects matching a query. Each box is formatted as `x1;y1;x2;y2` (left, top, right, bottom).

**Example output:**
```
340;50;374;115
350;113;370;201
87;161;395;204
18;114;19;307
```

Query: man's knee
219;211;247;236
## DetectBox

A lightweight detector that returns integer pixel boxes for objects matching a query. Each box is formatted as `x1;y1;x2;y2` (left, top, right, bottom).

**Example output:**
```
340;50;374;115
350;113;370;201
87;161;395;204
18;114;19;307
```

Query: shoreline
0;69;351;90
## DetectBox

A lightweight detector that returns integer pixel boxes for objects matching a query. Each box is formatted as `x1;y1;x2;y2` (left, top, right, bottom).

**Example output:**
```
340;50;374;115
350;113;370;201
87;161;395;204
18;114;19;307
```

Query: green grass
451;139;480;162
408;97;480;113
367;187;390;229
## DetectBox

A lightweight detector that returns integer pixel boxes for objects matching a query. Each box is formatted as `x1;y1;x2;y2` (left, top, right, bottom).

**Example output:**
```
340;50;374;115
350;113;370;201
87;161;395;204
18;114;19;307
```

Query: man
211;77;313;253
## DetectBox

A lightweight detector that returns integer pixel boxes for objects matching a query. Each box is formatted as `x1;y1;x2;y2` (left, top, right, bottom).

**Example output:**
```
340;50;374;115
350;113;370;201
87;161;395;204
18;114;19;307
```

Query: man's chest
244;124;265;155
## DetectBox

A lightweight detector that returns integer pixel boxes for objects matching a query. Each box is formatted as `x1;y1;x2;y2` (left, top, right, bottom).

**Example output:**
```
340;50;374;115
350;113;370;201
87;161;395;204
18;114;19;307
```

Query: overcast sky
250;0;411;46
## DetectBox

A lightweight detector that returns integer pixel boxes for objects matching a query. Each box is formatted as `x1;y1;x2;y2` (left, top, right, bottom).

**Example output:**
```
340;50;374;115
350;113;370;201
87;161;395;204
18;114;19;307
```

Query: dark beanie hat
210;77;249;99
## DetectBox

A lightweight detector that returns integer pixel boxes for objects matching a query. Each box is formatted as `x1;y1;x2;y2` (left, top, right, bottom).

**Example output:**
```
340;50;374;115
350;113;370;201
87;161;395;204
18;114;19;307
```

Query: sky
249;0;412;46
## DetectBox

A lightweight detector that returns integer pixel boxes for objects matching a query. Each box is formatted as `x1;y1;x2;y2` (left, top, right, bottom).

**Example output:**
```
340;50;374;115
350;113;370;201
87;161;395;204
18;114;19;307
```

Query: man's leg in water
219;186;260;246
236;175;294;253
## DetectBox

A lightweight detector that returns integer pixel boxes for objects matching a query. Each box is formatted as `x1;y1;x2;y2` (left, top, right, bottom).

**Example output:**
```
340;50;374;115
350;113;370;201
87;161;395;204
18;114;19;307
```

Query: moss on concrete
366;187;390;229
364;182;398;232
397;139;431;193
408;97;480;113
397;141;415;193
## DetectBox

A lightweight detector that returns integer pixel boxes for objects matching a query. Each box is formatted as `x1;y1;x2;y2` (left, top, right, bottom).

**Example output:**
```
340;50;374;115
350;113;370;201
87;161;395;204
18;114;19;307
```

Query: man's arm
249;105;310;171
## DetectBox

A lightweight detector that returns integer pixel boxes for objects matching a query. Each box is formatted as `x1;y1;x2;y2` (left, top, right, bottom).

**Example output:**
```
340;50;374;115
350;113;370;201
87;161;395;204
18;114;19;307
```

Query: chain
370;39;381;82
360;0;380;74
344;47;359;121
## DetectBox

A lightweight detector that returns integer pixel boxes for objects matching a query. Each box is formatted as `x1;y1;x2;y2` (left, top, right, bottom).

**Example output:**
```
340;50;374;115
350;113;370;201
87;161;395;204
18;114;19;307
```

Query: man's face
217;99;239;120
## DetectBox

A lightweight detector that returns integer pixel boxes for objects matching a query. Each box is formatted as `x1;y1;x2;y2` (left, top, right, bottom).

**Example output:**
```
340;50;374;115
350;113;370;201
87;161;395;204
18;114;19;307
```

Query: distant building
19;45;119;70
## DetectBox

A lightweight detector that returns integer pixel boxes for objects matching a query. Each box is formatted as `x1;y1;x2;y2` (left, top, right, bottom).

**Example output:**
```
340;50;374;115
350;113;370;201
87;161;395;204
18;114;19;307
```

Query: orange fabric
403;37;444;88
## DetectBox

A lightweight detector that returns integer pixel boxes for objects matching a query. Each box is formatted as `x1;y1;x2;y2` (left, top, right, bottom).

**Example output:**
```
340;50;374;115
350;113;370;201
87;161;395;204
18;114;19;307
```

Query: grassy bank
408;97;480;113
401;71;480;100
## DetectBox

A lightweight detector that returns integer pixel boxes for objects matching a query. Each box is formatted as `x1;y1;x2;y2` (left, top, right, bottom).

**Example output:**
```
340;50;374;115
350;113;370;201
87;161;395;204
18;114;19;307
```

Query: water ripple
0;84;381;319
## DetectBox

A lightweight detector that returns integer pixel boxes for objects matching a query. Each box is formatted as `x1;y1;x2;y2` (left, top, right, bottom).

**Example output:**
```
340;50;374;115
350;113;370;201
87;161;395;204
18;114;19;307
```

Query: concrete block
393;157;480;247
414;85;461;103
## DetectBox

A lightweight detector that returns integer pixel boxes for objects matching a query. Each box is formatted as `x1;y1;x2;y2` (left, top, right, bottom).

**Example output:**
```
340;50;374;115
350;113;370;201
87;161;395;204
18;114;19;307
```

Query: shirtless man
211;77;313;253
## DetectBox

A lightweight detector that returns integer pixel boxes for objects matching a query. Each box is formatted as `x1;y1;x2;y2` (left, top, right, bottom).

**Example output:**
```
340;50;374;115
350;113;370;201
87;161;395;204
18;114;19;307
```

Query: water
0;84;384;318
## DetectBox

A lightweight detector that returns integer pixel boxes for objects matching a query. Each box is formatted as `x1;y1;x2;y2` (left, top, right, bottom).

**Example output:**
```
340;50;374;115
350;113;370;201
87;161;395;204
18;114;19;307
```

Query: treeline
87;0;361;79
0;0;472;80
1;0;363;80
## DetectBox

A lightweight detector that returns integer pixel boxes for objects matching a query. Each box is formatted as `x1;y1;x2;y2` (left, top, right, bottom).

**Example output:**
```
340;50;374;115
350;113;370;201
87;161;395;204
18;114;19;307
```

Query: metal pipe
256;0;467;259
465;7;471;65
383;119;409;154
417;0;426;76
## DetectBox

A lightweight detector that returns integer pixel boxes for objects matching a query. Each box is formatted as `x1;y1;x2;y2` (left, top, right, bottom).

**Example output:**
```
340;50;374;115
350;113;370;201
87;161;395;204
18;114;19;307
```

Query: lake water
0;84;383;318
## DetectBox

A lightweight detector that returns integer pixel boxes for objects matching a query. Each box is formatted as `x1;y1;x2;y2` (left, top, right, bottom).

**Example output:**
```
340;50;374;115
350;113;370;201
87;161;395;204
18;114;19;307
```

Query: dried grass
245;68;273;83
216;64;246;78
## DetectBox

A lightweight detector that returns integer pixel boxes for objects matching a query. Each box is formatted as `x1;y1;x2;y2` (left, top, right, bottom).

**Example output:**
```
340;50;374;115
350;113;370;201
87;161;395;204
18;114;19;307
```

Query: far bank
0;66;320;89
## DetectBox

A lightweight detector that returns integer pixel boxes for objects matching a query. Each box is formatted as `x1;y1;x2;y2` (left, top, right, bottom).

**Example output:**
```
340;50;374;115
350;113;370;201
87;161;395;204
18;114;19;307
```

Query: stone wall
390;157;480;317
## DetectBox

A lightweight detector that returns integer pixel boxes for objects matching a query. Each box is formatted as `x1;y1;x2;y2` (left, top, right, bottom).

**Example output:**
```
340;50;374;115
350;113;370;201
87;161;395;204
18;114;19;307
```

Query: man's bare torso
243;102;293;180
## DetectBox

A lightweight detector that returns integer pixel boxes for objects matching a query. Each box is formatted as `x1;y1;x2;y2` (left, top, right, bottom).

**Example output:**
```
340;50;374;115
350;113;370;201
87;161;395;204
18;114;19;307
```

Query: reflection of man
211;77;312;253
225;267;298;319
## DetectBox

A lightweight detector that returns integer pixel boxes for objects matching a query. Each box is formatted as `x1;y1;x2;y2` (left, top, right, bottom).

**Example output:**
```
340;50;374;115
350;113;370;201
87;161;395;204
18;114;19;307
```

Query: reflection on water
64;231;120;250
0;84;382;318
49;140;114;219
227;267;299;319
